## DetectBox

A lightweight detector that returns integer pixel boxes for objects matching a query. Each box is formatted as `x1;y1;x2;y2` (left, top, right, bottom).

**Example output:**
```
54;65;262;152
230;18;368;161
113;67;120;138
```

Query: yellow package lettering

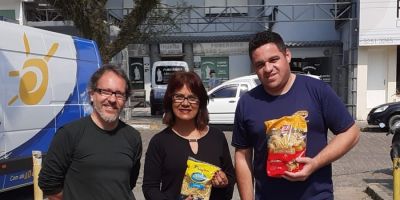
180;157;220;200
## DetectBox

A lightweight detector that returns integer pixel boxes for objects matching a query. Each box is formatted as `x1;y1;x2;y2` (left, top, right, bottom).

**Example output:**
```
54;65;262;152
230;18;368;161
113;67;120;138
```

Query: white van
0;21;101;192
150;61;189;115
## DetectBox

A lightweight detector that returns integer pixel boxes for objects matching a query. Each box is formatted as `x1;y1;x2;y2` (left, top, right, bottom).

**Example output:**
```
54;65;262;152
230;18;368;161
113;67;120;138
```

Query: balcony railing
24;2;355;33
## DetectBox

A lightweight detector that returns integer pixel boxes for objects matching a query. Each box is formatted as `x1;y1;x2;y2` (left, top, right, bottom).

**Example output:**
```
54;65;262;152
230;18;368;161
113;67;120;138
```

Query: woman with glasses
142;71;235;200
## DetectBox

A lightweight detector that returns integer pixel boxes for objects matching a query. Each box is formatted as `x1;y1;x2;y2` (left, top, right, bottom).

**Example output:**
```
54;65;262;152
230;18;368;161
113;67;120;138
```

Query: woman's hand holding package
211;170;229;188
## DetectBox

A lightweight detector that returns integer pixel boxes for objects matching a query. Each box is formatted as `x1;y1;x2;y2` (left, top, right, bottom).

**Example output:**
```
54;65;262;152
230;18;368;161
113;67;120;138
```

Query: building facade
357;0;400;120
127;0;357;116
1;0;361;118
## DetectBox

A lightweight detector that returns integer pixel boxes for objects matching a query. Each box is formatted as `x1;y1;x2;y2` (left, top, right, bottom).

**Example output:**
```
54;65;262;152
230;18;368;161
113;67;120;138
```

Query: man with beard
39;64;142;200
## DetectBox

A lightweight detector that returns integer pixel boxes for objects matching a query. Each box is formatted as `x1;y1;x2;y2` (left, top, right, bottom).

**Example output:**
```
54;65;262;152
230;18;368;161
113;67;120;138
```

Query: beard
93;102;120;123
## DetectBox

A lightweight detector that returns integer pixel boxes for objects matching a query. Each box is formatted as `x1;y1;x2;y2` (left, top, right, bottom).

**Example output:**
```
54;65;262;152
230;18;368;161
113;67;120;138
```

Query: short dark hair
248;30;287;58
163;71;209;130
88;64;132;98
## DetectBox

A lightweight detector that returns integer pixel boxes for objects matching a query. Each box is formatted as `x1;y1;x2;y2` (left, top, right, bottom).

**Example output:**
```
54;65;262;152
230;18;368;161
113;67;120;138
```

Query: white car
207;74;260;124
207;73;320;124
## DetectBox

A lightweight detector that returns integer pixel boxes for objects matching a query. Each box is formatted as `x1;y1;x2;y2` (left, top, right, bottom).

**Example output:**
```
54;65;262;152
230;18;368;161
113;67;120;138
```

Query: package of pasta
179;157;220;200
264;111;308;177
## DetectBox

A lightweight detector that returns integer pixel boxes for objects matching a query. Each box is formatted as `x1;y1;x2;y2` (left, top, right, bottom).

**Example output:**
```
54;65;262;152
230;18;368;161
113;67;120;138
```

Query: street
0;122;393;200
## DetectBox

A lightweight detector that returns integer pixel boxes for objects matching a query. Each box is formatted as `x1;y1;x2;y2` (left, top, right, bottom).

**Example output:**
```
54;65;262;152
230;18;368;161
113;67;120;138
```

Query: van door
208;84;240;123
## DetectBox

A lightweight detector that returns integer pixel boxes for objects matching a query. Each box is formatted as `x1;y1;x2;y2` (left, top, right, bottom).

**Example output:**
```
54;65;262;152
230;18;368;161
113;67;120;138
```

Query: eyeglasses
94;88;126;100
173;94;199;104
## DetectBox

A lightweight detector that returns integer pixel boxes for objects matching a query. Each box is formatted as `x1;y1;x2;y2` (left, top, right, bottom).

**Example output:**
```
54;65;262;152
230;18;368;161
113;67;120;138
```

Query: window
154;66;186;85
0;10;15;20
205;0;248;16
210;85;238;98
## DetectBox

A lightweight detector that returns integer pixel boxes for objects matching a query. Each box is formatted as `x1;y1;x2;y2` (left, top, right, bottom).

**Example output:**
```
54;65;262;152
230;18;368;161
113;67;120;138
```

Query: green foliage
46;0;182;63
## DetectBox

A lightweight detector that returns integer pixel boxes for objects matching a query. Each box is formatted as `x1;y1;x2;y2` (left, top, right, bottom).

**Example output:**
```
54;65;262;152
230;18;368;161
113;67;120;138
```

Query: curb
131;122;165;130
128;116;165;130
365;183;393;200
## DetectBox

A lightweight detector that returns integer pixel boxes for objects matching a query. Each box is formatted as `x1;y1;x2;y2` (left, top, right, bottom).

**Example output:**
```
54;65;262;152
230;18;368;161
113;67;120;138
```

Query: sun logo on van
8;33;59;105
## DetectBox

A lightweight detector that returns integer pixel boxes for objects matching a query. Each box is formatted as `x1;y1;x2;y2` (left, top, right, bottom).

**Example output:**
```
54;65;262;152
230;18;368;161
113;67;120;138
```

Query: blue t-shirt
232;75;354;200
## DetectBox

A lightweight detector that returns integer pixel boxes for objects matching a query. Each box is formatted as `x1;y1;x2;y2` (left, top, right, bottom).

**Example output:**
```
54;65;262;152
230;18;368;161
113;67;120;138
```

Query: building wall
356;46;397;120
128;0;349;103
8;0;349;107
357;0;400;120
1;0;22;24
229;55;252;78
265;0;340;41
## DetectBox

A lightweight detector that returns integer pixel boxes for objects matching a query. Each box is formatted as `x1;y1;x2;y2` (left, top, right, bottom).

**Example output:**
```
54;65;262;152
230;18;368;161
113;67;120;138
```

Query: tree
47;0;180;63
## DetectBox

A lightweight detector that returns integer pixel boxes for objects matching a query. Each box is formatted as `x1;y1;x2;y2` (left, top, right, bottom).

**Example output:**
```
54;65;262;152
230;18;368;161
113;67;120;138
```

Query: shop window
129;57;144;90
200;57;229;86
0;10;15;20
205;0;248;16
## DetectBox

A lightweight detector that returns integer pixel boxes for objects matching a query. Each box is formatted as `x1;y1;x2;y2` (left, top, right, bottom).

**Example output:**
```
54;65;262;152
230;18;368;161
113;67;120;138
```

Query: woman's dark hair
88;64;132;98
163;71;209;130
248;30;287;58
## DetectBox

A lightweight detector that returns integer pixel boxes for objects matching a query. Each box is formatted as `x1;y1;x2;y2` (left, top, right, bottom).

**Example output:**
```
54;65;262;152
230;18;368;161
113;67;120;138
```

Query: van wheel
389;115;400;130
151;106;156;116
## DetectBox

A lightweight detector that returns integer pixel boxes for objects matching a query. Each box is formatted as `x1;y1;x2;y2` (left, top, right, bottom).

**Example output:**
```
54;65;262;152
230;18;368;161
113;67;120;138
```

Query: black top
142;126;235;200
39;116;142;200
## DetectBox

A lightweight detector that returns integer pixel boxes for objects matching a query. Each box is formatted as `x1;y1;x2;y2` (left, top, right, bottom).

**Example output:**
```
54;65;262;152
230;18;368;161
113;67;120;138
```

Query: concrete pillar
149;43;160;66
331;47;342;93
183;43;194;70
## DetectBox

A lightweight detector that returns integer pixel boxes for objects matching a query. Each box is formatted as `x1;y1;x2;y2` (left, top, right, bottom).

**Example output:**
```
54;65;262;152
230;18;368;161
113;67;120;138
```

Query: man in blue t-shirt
232;31;360;200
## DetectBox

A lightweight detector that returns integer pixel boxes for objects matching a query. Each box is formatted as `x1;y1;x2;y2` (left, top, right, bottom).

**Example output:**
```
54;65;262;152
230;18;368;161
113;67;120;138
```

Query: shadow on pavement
364;168;393;195
361;126;387;133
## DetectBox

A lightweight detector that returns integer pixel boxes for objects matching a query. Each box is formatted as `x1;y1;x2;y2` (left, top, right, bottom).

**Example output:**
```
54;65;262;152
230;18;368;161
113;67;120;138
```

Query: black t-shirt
39;116;142;200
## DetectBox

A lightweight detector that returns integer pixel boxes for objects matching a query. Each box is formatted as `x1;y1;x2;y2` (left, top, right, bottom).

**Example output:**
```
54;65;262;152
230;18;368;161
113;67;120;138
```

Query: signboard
154;66;186;85
159;43;182;55
129;58;144;89
200;57;229;81
193;42;247;55
128;44;149;57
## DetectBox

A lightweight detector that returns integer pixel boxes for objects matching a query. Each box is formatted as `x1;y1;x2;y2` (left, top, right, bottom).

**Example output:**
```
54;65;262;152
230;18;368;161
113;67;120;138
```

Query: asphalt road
0;123;393;200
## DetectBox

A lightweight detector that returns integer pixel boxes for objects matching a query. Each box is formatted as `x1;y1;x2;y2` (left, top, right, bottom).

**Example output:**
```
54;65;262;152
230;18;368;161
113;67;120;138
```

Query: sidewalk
125;109;395;200
356;121;394;200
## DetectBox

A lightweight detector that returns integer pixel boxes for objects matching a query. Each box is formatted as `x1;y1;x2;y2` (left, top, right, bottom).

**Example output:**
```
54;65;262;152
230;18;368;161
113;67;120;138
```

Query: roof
141;34;342;47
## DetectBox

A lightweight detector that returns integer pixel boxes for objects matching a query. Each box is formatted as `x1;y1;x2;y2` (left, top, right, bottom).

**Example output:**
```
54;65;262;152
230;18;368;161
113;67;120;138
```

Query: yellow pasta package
264;111;308;177
180;157;220;200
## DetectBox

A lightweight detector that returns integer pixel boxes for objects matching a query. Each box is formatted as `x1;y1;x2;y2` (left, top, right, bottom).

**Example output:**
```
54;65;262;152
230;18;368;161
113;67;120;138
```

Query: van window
155;66;186;85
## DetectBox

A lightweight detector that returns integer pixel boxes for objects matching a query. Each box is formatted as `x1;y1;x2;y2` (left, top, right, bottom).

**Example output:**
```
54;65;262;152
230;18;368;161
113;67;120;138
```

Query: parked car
207;73;321;124
207;74;260;124
150;61;189;115
367;102;400;130
292;71;321;79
